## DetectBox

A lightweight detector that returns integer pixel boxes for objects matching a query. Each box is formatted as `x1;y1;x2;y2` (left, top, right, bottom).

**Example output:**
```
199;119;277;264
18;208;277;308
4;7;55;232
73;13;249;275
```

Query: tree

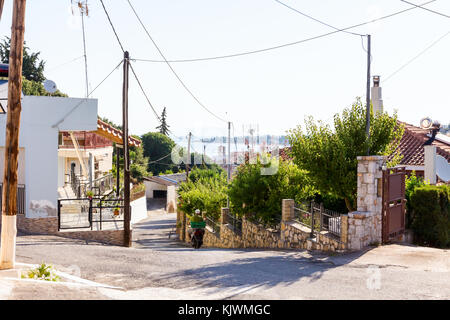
0;36;45;82
156;107;170;135
141;132;176;175
21;77;67;97
228;156;315;225
287;98;404;212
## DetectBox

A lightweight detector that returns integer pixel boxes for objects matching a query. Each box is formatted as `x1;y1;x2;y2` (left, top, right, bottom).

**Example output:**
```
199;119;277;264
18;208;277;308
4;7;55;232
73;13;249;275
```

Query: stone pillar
424;145;437;185
340;214;348;245
282;199;294;222
348;156;385;250
220;207;229;225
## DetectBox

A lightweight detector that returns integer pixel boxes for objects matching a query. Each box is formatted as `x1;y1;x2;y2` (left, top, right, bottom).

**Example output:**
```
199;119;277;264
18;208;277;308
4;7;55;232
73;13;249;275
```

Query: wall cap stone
348;211;374;219
356;155;386;161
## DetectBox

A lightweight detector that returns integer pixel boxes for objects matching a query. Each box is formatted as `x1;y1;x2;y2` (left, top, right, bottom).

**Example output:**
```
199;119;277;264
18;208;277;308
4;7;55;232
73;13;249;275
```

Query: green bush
409;185;450;248
228;156;315;225
405;171;428;228
177;167;227;220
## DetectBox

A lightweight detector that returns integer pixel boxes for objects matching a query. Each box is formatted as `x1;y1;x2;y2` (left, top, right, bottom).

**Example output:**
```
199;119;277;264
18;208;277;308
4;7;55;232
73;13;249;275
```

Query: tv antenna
71;1;90;98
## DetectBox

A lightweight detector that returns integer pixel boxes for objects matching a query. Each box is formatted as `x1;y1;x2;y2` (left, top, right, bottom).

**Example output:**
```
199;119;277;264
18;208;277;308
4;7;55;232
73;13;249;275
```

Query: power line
132;0;436;63
273;0;364;36
99;0;161;122
384;29;450;83
46;55;84;73
126;0;229;124
99;0;125;52
52;59;123;128
129;62;161;121
401;0;450;18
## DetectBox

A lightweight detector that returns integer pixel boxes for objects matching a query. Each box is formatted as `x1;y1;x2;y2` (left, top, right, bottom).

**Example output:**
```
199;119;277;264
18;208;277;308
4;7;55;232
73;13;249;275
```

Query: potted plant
113;207;120;216
86;190;94;200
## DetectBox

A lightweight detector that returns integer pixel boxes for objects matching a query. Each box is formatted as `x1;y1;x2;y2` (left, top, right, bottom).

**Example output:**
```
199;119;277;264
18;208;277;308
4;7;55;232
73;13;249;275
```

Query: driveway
8;209;450;300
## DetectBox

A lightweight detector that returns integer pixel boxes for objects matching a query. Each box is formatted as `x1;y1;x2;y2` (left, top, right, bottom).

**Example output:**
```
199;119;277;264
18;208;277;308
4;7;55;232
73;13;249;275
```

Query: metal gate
382;167;406;243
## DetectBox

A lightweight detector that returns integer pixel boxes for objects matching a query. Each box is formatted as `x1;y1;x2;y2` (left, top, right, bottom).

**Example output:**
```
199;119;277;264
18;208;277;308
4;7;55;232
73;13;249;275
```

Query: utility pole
122;51;131;247
116;144;120;197
186;132;191;180
0;0;26;270
227;122;231;207
366;34;371;156
0;0;5;20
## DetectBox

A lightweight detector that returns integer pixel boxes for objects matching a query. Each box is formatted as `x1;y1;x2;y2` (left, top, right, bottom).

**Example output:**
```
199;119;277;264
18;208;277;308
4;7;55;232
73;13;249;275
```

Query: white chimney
371;75;383;115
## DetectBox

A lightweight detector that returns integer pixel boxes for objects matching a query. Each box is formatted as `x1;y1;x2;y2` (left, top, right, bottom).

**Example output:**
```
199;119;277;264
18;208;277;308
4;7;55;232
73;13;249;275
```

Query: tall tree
141;132;176;175
287;98;404;212
156;107;170;136
0;36;45;82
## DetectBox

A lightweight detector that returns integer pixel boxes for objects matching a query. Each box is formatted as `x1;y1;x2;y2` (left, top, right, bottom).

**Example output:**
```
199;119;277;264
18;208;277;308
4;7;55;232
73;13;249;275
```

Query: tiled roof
279;122;450;167
96;118;142;147
390;121;450;166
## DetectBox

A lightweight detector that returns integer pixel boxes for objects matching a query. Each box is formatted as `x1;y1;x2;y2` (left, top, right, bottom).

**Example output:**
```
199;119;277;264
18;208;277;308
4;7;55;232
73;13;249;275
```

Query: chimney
371;75;383;115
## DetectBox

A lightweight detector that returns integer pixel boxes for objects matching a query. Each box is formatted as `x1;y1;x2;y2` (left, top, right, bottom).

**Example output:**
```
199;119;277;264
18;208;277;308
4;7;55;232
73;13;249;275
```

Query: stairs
58;184;77;200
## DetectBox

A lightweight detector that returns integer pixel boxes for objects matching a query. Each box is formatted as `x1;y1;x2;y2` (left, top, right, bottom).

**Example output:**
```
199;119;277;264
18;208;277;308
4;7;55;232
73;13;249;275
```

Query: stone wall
179;201;347;253
0;214;127;247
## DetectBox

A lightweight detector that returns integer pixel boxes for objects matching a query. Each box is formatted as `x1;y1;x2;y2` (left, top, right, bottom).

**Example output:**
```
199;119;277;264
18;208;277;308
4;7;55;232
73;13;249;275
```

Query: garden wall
179;200;347;252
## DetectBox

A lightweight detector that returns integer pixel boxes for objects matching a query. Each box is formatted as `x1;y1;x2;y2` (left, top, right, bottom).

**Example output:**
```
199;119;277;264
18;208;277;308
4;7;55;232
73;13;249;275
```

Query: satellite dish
420;117;433;129
43;79;57;94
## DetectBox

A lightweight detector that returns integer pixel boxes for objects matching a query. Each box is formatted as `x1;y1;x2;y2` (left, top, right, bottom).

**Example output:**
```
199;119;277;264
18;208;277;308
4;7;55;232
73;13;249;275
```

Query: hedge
409;185;450;248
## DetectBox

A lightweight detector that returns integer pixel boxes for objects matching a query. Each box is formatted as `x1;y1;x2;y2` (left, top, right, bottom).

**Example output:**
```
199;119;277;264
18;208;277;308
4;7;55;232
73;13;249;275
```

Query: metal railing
227;212;242;234
246;213;282;232
69;173;115;199
294;201;342;239
0;183;26;214
205;216;221;236
58;197;127;231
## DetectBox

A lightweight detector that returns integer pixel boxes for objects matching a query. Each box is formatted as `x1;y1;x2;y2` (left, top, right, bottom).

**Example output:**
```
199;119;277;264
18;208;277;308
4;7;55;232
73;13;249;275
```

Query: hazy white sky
0;0;449;139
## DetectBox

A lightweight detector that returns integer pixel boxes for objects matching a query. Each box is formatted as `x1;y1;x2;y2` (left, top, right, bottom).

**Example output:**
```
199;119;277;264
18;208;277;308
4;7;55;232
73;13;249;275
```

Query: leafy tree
228;156;315;225
22;77;67;97
0;37;45;82
141;132;176;175
156;107;170;135
178;167;227;219
287;98;404;212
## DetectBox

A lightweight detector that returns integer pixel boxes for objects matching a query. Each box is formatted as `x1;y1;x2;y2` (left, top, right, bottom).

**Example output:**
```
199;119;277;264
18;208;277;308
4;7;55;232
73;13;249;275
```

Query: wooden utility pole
366;34;371;156
186;132;191;180
122;51;131;247
0;0;26;270
0;0;5;20
227;121;231;208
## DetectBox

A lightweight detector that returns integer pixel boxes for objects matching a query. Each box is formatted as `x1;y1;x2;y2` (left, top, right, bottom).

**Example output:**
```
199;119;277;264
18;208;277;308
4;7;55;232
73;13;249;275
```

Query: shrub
409;185;450;248
405;171;428;228
21;263;60;281
228;156;315;225
177;167;227;220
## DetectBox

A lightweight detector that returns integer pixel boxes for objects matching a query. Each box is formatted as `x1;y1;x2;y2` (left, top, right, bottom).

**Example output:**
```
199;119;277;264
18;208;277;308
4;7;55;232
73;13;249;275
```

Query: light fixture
373;75;380;87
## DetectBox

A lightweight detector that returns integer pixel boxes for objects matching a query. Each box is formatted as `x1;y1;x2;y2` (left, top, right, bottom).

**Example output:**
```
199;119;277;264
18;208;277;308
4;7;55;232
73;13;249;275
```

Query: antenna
71;1;90;98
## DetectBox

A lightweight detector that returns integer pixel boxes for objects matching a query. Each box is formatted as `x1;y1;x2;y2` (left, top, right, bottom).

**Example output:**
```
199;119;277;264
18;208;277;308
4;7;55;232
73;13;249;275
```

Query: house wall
144;180;167;198
0;96;97;218
0;147;26;185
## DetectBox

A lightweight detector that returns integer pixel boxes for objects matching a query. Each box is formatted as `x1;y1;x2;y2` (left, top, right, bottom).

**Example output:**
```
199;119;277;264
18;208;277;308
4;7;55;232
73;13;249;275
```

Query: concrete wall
167;185;177;213
130;195;147;224
144;180;167;198
0;96;98;218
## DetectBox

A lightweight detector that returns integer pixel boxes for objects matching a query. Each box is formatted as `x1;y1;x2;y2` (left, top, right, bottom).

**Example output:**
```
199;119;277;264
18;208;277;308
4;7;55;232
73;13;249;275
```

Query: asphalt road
10;207;450;300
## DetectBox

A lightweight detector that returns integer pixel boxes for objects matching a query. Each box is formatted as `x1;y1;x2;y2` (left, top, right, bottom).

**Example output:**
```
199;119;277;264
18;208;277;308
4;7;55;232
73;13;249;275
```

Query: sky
0;0;449;140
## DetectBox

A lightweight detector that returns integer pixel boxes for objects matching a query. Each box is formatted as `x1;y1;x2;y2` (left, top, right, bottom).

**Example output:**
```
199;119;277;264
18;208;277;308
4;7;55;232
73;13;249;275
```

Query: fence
0;183;26;214
226;211;242;234
58;197;127;231
294;201;342;239
205;216;221;236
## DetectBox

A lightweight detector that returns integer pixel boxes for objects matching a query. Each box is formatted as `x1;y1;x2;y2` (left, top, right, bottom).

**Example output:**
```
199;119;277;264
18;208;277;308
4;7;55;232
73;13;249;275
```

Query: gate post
348;156;385;250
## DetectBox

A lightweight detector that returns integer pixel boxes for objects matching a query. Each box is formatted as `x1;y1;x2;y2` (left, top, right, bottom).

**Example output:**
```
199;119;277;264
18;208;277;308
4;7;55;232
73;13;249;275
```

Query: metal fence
227;212;242;234
205;216;221;236
58;197;127;231
246;213;282;232
70;173;115;199
0;183;26;214
294;201;342;238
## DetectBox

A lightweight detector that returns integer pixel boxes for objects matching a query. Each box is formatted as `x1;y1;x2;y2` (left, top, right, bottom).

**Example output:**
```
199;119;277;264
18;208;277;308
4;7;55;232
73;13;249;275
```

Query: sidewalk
0;263;121;300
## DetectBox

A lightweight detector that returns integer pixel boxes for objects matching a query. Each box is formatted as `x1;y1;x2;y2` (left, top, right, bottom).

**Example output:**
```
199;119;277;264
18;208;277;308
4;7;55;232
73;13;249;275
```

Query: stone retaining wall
179;200;347;253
